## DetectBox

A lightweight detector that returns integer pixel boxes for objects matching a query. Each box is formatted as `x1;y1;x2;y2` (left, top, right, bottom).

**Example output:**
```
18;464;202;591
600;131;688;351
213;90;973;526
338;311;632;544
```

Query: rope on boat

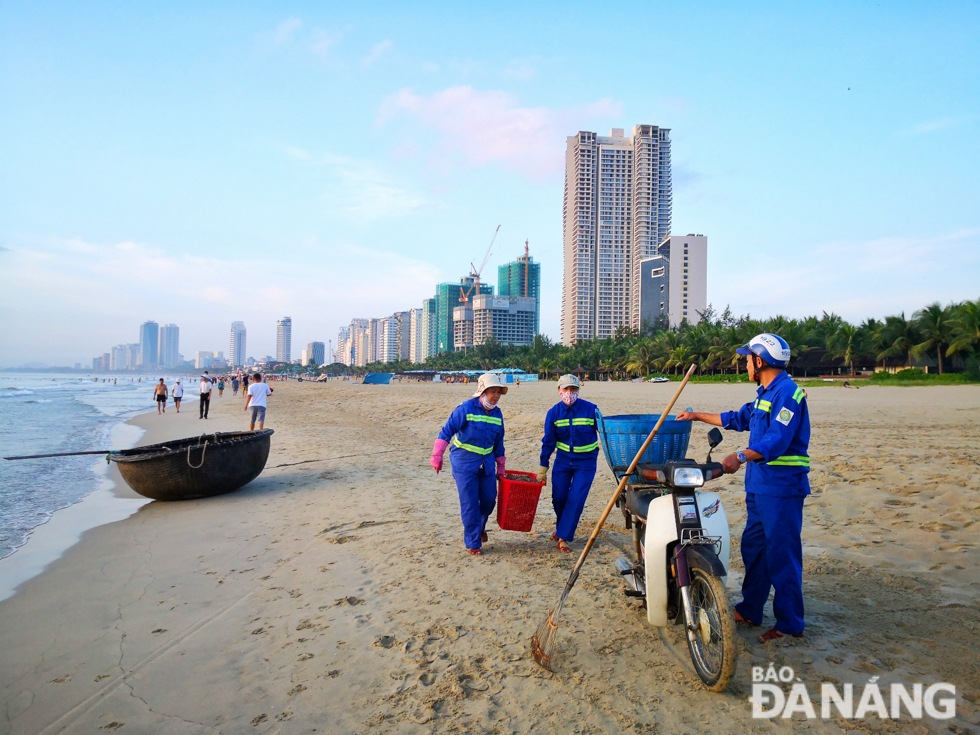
187;440;209;469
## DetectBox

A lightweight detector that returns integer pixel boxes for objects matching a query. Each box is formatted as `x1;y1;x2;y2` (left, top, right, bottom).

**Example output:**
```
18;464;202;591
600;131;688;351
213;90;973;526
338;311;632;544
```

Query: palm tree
912;302;954;374
947;299;980;359
625;339;655;377
879;313;918;369
829;323;862;376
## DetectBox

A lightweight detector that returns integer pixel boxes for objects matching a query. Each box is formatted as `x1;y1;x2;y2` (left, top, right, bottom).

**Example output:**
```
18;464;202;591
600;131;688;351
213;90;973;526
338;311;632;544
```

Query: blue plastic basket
596;410;692;477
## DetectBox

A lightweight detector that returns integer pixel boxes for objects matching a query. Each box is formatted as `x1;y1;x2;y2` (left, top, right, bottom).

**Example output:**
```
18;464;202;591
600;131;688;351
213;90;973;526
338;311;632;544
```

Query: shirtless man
153;379;168;414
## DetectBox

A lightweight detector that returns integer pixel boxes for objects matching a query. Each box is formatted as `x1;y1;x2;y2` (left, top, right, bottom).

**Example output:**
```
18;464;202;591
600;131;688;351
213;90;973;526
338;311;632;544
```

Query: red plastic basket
496;471;545;532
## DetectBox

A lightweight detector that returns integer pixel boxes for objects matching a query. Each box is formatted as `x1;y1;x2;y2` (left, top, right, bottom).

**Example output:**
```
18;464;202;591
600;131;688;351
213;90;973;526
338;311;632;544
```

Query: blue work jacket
540;399;600;469
720;371;811;496
438;397;505;475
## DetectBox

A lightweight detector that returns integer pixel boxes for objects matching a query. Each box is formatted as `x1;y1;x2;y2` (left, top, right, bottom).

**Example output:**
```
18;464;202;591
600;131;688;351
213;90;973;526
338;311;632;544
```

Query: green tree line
330;298;980;379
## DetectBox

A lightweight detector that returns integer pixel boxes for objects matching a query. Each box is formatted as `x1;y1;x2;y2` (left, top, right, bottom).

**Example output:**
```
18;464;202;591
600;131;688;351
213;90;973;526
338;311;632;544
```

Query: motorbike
606;422;738;691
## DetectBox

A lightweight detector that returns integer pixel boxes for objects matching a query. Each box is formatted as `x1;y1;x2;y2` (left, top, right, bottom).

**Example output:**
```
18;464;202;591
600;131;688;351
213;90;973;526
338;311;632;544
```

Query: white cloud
310;28;342;57
273;17;302;45
908;116;973;135
0;238;441;365
377;86;623;179
361;40;392;68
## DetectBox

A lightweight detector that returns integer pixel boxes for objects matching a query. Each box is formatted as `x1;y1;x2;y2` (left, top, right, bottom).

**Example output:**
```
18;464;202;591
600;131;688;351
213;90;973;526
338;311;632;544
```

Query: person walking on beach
677;333;811;643
171;379;184;413
153;379;168;414
536;375;601;553
199;373;213;419
217;377;225;397
244;373;273;430
431;373;507;556
241;373;250;398
232;376;240;396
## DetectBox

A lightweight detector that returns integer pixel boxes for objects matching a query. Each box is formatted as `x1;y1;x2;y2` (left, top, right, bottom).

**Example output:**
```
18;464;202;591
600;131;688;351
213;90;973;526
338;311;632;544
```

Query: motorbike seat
625;486;661;520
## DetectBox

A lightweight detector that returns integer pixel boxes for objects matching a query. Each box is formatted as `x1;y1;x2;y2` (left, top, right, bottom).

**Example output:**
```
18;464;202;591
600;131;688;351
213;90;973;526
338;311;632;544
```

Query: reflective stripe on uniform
452;436;493;455
754;399;772;412
571;418;595;426
556;442;571;452
573;441;600;452
792;387;805;403
767;455;810;467
466;414;502;425
554;419;570;427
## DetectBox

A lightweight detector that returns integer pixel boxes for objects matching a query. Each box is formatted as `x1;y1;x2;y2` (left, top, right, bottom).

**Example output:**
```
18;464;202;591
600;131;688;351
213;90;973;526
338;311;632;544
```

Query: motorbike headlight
672;467;704;487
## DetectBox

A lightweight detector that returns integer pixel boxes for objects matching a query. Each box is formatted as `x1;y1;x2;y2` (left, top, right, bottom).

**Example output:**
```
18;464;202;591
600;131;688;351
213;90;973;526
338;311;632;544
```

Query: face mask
480;394;498;410
560;390;578;406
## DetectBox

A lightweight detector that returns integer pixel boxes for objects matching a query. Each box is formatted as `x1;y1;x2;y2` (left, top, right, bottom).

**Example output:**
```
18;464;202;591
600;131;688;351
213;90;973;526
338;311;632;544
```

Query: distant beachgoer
199;374;213;419
843;381;859;389
232;376;240;396
153;379;168;414
244;373;273;430
242;373;250;397
172;380;184;412
217;377;225;397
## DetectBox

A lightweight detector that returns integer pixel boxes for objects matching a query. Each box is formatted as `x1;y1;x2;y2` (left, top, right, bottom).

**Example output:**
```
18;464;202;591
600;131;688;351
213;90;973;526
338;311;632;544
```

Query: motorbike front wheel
685;568;737;691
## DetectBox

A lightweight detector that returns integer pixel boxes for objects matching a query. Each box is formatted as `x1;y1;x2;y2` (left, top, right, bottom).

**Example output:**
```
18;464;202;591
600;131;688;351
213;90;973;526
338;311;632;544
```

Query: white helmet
473;372;509;397
736;333;792;368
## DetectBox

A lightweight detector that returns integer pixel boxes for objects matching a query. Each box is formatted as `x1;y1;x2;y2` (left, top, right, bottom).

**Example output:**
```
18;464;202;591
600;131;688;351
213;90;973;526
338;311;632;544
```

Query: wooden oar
531;363;698;671
4;450;113;460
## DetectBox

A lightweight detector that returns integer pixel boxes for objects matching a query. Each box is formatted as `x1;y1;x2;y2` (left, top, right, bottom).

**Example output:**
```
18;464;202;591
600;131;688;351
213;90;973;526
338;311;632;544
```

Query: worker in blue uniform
536;375;600;553
431;373;507;556
677;333;810;643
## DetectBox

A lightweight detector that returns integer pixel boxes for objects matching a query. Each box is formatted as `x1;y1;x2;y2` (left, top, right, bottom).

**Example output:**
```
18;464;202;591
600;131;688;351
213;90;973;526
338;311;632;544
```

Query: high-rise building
561;126;672;344
306;341;325;366
125;343;140;370
159;324;180;368
472;295;536;347
276;317;292;363
409;308;423;364
435;279;493;355
638;235;708;328
229;322;247;367
196;351;225;369
420;298;436;362
366;318;381;363
110;345;128;371
498;247;541;336
139;320;159;366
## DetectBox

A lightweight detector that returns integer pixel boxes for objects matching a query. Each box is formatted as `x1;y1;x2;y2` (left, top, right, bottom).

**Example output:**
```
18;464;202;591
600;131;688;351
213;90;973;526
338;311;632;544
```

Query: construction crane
459;225;501;306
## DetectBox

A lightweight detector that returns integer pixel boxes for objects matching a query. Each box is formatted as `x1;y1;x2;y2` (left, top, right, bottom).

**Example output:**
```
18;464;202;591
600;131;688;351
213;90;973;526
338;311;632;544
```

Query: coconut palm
947;299;980;358
912;302;955;374
879;313;918;369
829;323;862;376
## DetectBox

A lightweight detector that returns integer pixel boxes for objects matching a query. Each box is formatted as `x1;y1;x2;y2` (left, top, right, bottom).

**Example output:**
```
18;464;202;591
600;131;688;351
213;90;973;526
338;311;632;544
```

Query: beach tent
362;373;394;385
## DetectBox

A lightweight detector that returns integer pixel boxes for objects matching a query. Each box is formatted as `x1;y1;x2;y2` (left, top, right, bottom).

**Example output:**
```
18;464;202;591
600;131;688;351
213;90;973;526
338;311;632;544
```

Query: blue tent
362;373;394;385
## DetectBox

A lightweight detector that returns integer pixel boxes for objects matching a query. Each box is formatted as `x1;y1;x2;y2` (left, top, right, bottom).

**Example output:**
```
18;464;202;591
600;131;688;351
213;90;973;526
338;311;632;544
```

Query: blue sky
1;1;978;366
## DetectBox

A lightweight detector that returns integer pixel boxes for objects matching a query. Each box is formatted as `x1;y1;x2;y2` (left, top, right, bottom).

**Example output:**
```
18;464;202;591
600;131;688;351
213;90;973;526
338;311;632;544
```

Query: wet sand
0;380;978;734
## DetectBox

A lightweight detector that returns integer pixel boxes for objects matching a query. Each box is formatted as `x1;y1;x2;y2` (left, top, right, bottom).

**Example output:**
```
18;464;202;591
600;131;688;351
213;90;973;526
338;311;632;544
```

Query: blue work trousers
451;457;497;550
551;460;597;543
735;492;806;635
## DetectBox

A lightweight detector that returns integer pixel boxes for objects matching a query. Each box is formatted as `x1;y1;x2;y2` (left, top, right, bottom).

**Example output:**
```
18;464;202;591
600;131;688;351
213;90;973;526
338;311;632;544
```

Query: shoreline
1;381;977;733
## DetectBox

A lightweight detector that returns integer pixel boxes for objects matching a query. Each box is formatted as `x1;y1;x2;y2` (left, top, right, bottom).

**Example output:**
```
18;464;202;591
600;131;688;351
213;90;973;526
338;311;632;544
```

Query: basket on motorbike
496;471;545;532
596;411;692;482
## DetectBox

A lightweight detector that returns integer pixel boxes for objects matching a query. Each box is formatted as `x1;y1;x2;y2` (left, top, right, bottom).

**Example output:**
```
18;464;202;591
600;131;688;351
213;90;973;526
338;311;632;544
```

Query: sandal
734;609;760;626
758;627;803;643
467;548;482;556
550;533;558;542
557;539;572;553
481;531;488;543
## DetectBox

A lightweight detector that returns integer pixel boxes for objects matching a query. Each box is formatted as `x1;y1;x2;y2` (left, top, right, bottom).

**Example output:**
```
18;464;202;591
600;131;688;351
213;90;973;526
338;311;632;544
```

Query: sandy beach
1;380;978;734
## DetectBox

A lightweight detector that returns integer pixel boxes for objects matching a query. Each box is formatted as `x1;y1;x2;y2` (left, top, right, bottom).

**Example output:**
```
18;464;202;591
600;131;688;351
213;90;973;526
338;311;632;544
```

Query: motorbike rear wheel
686;568;737;691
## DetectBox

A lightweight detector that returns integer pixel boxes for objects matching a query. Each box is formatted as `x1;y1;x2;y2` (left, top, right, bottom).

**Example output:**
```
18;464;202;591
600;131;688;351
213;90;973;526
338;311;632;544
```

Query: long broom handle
4;450;112;460
561;363;697;592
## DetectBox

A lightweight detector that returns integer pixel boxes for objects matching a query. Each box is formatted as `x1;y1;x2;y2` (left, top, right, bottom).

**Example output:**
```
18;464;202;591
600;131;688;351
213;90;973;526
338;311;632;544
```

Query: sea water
0;373;171;560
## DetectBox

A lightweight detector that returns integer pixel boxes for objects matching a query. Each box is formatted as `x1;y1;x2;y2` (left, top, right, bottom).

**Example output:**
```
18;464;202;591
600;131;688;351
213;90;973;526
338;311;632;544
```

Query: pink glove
495;456;506;478
431;439;449;474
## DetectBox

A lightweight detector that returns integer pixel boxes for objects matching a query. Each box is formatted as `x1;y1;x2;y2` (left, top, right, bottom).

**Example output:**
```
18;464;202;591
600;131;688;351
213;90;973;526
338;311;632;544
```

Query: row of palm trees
343;298;979;378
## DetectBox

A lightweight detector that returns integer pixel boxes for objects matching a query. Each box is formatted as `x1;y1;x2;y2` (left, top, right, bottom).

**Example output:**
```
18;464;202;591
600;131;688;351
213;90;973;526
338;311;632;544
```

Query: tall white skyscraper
159;324;180;368
229;321;247;366
561;126;672;344
138;320;159;366
276;317;292;363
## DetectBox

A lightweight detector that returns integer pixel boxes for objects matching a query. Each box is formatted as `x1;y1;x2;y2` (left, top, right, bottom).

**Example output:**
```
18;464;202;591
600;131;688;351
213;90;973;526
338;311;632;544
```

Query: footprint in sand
250;714;267;726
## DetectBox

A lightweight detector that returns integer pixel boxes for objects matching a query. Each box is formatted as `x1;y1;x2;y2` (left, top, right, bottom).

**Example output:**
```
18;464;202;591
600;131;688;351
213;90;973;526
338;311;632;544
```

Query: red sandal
557;539;572;553
758;627;803;643
734;609;760;626
467;548;482;556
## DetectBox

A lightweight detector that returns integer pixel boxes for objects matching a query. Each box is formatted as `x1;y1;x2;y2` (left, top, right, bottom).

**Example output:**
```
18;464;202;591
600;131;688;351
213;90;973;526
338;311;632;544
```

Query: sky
1;1;978;367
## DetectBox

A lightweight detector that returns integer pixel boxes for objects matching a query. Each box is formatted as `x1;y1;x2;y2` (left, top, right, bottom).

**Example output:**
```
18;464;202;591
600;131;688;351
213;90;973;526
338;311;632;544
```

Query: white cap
472;372;509;397
558;374;581;390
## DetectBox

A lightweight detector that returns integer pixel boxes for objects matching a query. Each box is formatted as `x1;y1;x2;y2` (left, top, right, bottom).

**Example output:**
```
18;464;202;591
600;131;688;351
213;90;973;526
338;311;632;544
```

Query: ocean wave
0;390;33;398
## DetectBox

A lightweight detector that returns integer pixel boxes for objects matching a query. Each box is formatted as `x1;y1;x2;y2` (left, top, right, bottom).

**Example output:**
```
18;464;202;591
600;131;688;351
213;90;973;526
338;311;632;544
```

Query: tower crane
459;225;501;306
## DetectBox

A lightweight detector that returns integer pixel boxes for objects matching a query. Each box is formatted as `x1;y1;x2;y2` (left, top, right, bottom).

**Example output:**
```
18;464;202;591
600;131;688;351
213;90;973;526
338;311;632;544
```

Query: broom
531;363;698;671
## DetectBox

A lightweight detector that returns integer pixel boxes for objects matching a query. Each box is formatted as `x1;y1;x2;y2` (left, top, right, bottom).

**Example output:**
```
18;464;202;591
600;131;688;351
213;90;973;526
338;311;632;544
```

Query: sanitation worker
537;375;600;553
431;373;507;556
677;333;810;643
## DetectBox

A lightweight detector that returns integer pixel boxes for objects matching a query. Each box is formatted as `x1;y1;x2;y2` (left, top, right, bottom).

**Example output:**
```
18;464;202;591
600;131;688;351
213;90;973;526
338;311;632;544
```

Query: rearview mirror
707;428;723;448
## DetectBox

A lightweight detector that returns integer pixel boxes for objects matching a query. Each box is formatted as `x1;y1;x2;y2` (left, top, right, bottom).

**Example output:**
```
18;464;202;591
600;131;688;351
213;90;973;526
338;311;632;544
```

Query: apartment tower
276;317;292;363
158;324;180;368
138;321;159;367
560;126;671;344
229;322;247;367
